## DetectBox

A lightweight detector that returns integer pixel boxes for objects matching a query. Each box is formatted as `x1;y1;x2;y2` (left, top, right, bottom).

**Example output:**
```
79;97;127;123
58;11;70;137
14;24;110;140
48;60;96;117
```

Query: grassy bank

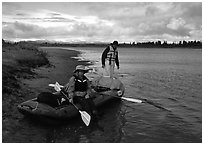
2;41;50;120
2;43;90;142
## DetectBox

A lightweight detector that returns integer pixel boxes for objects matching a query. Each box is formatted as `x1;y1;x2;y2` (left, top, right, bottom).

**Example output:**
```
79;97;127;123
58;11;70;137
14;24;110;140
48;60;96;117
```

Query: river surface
12;47;202;143
65;47;202;143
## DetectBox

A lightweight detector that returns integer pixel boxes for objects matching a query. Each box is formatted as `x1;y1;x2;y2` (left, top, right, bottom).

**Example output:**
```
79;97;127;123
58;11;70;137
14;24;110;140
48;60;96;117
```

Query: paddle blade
49;83;61;92
54;85;61;92
56;82;63;88
48;84;55;87
121;97;142;103
79;110;91;126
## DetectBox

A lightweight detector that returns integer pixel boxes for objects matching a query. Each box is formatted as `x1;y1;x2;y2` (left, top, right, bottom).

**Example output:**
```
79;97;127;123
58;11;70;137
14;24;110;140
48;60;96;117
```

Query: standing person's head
74;65;88;78
112;41;118;50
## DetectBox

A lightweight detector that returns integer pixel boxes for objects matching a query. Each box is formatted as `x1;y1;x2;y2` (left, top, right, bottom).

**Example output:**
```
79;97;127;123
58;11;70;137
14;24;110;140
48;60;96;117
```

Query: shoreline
2;45;202;143
26;47;91;93
2;46;91;142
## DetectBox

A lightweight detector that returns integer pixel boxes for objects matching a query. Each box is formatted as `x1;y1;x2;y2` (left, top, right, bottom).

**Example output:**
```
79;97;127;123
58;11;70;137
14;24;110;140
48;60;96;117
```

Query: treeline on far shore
2;39;202;49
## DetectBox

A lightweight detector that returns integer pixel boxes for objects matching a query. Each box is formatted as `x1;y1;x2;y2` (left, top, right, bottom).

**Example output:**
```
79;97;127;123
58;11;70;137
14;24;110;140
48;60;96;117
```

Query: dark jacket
63;74;92;99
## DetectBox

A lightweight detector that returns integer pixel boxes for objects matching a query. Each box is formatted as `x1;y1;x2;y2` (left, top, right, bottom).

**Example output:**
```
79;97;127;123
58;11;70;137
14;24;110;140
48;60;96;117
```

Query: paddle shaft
58;88;91;126
59;90;81;110
100;92;143;103
50;83;88;111
104;92;170;111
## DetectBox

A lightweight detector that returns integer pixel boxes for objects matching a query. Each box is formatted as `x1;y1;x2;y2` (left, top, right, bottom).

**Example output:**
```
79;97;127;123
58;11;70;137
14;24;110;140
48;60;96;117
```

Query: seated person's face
78;70;85;76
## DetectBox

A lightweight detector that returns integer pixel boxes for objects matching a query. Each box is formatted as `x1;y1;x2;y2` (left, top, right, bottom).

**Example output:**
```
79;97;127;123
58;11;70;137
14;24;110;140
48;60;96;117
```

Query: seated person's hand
89;92;98;98
85;94;89;99
61;98;66;103
91;88;97;93
69;98;73;103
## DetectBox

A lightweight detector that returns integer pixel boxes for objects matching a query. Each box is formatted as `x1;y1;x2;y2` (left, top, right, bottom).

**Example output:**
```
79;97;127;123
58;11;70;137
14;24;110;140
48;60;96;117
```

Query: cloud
180;2;202;18
167;18;186;30
145;6;160;17
2;2;21;15
2;2;202;42
3;21;47;39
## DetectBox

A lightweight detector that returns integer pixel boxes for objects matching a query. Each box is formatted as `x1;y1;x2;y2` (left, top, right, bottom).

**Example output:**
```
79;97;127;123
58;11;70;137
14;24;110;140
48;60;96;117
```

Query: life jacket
106;45;118;65
74;75;88;92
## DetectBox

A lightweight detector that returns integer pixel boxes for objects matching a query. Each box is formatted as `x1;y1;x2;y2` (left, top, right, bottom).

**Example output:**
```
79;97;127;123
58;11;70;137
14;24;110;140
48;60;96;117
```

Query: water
65;47;202;142
9;47;201;143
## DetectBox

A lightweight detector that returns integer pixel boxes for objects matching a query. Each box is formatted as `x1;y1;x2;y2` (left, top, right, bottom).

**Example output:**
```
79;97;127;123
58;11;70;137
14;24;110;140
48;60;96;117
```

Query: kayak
17;77;125;124
17;90;124;125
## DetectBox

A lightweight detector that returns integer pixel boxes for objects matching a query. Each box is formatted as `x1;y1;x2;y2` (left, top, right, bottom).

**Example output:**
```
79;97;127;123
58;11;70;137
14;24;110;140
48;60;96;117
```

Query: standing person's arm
115;51;119;69
101;46;110;68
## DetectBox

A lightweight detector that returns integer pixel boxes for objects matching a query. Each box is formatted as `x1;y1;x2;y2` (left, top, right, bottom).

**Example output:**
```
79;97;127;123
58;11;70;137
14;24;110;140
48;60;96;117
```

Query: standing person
101;40;119;78
62;65;98;117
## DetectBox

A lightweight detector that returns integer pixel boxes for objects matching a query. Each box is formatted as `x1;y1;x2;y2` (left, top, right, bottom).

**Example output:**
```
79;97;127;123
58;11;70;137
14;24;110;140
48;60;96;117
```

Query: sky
2;2;202;43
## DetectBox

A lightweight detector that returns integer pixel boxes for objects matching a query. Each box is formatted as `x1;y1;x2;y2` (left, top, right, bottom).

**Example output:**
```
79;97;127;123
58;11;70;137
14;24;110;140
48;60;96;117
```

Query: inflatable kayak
17;76;125;124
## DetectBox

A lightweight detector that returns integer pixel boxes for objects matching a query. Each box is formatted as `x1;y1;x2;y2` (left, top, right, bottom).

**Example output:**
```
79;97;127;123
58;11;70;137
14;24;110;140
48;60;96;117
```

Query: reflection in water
42;100;126;143
7;48;201;143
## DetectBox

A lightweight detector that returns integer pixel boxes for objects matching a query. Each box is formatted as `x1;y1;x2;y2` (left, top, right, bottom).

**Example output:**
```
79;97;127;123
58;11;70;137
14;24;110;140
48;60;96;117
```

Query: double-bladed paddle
100;91;143;103
120;96;143;103
100;91;170;111
49;82;91;126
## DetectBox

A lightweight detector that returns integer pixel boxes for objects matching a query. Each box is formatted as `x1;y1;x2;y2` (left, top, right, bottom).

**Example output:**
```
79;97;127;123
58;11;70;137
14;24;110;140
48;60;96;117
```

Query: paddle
100;91;143;103
100;91;170;111
121;96;143;103
49;82;91;126
48;82;63;88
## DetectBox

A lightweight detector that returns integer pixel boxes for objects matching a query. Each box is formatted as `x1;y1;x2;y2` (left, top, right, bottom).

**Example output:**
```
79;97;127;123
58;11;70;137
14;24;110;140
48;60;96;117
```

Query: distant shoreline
3;39;202;49
30;42;204;49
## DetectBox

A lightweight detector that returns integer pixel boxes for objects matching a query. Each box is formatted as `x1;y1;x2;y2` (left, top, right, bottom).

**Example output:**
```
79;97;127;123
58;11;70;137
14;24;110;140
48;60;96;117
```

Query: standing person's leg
103;61;110;77
109;60;115;79
103;66;109;77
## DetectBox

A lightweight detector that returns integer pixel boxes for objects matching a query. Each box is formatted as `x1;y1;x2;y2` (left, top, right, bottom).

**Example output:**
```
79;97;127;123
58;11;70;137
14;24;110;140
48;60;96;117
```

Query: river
10;47;202;143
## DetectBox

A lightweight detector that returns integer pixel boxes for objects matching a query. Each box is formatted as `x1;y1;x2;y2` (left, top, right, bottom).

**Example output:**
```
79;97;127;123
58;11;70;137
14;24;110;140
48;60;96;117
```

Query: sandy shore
22;47;90;97
2;46;88;142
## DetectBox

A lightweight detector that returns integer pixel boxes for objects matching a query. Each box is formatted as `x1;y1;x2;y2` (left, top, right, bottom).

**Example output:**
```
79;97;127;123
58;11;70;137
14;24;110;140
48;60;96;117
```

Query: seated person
62;65;98;117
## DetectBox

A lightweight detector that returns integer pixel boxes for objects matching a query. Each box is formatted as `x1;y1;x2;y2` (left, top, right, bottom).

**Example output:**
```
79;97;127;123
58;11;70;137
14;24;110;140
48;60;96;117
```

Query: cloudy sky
2;2;202;43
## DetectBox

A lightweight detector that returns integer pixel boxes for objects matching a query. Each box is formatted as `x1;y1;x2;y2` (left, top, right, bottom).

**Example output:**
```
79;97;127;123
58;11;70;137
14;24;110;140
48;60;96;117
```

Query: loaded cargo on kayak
17;73;125;125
